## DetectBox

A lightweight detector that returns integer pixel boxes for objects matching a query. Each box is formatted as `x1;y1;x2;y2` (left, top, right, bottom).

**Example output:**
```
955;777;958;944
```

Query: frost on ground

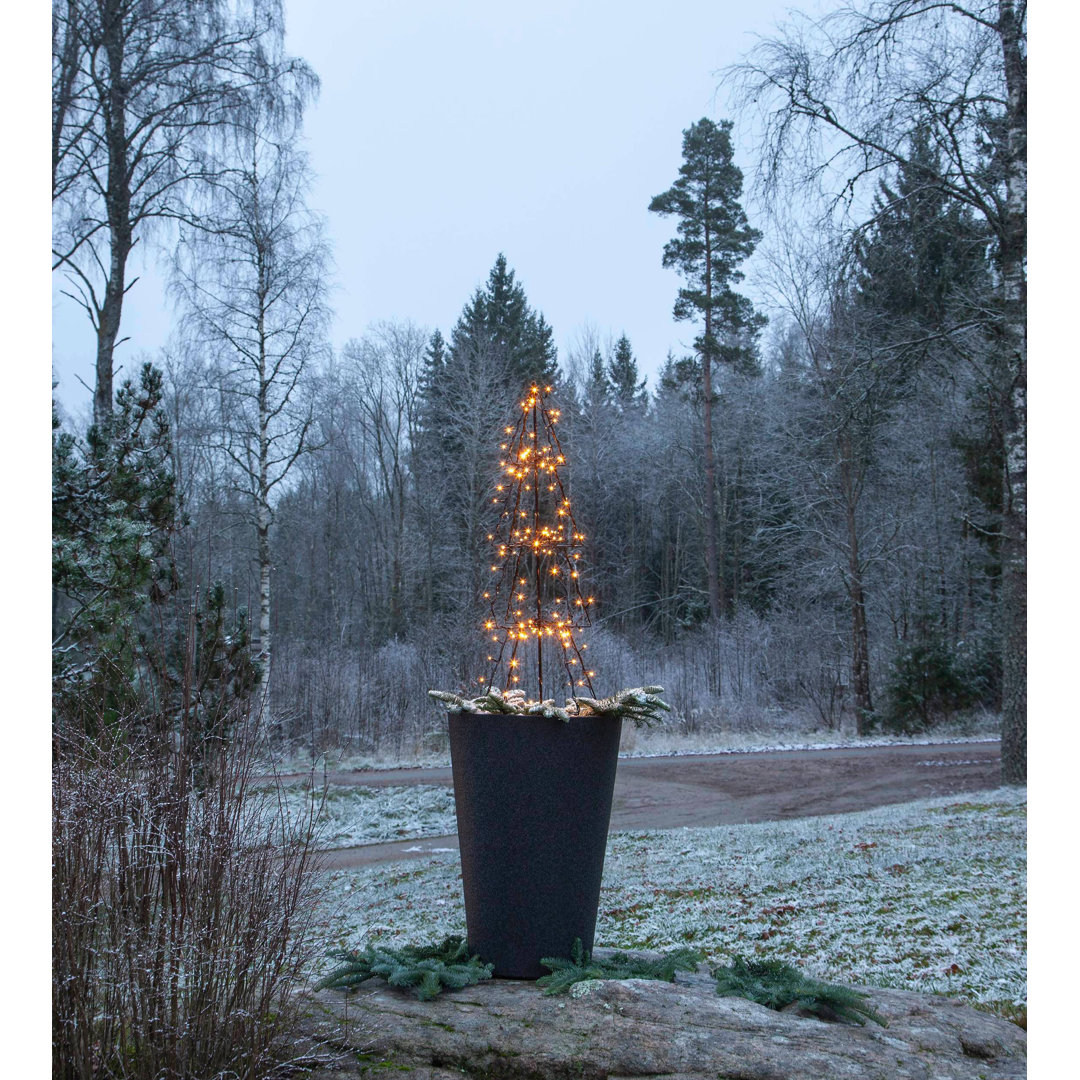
309;788;1026;1014
261;783;457;847
263;717;999;774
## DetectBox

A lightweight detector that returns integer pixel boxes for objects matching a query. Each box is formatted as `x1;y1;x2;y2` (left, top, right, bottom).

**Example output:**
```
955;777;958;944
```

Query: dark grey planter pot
448;711;622;979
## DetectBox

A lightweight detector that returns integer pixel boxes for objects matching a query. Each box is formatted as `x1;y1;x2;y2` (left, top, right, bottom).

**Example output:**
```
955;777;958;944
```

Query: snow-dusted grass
265;716;1000;775
619;730;1000;760
309;788;1026;1015
255;725;1000;852
261;783;457;847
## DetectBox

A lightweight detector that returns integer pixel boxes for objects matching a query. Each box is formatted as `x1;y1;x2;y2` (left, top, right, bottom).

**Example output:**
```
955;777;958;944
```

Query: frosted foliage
311;789;1025;1010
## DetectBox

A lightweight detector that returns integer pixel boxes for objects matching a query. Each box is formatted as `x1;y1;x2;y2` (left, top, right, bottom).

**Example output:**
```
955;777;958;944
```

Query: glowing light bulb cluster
479;384;597;701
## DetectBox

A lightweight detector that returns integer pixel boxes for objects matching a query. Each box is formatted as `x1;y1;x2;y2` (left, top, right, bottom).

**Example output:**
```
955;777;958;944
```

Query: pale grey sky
50;0;825;417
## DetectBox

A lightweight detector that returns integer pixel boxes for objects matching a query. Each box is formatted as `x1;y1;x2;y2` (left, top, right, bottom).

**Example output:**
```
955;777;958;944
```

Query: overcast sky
50;0;823;417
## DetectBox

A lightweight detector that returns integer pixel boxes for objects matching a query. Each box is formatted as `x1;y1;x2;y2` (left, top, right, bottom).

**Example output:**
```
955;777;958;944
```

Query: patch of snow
260;725;1000;774
621;735;1000;760
917;759;982;766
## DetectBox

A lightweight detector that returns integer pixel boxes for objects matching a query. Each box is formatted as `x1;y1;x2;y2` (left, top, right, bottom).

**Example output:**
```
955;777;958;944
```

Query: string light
478;384;597;702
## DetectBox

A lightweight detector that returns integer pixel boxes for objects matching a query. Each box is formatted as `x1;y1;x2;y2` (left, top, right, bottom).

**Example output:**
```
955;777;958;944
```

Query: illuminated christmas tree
430;384;668;725
478;383;596;702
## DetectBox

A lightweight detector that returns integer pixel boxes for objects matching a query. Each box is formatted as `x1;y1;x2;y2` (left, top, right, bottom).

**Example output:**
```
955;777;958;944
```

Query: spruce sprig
537;939;702;995
713;956;887;1027
428;684;671;727
315;936;494;1001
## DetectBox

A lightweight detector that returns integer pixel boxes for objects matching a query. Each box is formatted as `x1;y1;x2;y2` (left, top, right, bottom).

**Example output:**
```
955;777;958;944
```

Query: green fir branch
713;956;887;1027
537;939;702;995
314;936;494;1001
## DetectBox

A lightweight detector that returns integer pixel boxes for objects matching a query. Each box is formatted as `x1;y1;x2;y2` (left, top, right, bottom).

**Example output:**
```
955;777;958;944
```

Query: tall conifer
447;255;559;393
650;118;765;619
607;334;647;410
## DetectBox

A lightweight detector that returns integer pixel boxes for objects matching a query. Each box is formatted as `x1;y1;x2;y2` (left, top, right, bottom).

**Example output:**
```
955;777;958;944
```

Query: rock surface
293;955;1025;1079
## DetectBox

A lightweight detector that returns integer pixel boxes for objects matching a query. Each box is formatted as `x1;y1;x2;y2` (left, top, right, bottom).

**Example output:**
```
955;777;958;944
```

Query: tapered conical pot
448;712;622;979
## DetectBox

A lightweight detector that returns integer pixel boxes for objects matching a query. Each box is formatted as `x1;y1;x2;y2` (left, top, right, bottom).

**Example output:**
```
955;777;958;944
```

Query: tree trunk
701;231;722;621
52;0;82;199
998;0;1027;786
256;271;273;716
702;348;722;622
256;496;272;716
1000;407;1025;784
841;439;873;732
849;573;873;734
95;0;132;427
389;487;405;638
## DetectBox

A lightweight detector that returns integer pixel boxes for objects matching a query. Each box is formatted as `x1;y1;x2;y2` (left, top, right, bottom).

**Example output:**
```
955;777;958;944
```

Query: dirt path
305;740;1000;870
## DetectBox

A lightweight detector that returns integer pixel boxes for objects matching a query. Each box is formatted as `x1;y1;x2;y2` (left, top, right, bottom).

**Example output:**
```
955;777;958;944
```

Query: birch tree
172;102;330;708
339;323;426;640
727;0;1026;782
52;0;308;427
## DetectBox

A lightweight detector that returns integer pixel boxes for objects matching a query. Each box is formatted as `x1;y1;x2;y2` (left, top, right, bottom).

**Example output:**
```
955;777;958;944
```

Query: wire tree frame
480;384;596;701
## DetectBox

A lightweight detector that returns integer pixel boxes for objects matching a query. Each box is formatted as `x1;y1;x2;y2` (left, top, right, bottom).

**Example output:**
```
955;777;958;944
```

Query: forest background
41;1;1045;775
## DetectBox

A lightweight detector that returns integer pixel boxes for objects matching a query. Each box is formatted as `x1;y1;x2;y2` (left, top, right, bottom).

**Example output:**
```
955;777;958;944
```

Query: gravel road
300;740;1001;869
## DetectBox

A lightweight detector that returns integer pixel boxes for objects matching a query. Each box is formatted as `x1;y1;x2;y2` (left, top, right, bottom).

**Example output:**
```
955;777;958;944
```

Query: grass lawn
308;786;1026;1021
264;781;457;846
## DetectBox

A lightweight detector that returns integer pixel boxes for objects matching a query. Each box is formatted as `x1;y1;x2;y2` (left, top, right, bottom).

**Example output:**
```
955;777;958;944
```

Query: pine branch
427;690;480;713
572;686;671;727
712;956;887;1027
314;936;494;1001
428;685;671;728
537;939;702;995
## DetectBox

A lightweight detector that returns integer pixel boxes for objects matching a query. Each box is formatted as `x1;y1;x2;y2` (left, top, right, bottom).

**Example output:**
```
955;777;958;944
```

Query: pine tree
418;329;448;413
854;127;999;721
448;254;559;393
53;363;181;728
414;257;563;615
584;348;611;411
649;118;766;619
415;329;449;458
417;255;561;445
855;127;988;329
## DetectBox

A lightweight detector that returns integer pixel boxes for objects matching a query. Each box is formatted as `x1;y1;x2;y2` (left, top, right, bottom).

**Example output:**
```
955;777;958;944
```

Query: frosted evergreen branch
474;688;523;714
572;686;671;728
426;690;479;713
428;685;670;728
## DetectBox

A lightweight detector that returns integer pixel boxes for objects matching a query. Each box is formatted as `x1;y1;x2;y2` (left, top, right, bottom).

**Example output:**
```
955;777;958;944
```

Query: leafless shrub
53;688;323;1079
269;607;876;759
272;634;459;760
